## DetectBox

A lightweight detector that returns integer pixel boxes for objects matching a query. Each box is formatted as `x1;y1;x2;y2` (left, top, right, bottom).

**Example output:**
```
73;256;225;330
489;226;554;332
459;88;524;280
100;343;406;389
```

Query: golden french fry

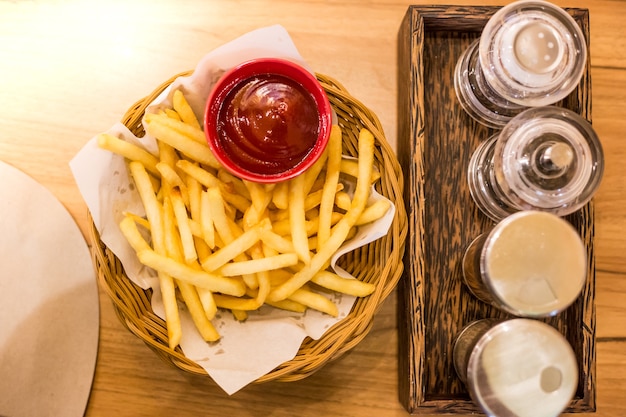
269;208;289;223
242;205;263;231
288;288;338;317
154;143;178;202
268;128;375;302
340;158;381;184
122;211;151;231
272;180;289;210
307;235;318;251
244;286;307;313
147;111;205;143
308;176;327;194
163;108;181;121
267;268;294;287
159;272;182;349
213;294;260;311
176;159;220;188
162;197;182;262
177;282;220;342
262;242;279;258
356;199;391;226
304;183;343;212
265;298;307;313
137;249;246;296
231;309;248;321
201;218;270;272
272;212;343;237
144;113;220;168
219;253;299;277
334;191;352;211
303;145;328;195
244;180;273;215
256;264;271;306
200;190;216;249
241;181;273;231
186;175;202;225
178;160;252;214
222;191;252;215
240;268;258;290
97;133;160;176
119;216;151;253
318;125;343;251
205;186;235;244
157;140;178;166
252;246;271;305
260;230;295;254
197;287;218;320
311;270;375;297
333;193;390;226
192;236;218;319
129;162;165;252
305;207;320;221
156;162;186;190
288;174;310;265
172;89;201;130
193;235;211;259
170;189;197;263
217;169;251;200
187;218;204;239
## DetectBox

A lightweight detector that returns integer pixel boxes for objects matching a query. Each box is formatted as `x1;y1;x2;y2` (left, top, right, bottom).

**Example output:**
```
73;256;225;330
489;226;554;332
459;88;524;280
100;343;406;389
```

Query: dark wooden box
397;5;596;414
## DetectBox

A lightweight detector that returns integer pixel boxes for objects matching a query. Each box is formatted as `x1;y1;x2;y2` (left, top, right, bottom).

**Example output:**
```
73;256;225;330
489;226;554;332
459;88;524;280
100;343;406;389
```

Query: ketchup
216;74;320;176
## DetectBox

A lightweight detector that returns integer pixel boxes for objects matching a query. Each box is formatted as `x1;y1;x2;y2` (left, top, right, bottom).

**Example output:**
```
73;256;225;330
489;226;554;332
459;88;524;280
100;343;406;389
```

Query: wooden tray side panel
397;7;427;412
398;5;596;414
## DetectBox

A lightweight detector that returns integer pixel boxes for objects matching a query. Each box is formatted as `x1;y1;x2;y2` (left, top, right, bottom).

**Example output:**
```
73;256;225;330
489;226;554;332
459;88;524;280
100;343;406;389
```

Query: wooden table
1;0;624;415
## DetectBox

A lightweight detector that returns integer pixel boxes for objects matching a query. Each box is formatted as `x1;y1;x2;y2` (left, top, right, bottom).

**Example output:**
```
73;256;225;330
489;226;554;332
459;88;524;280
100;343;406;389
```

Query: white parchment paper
70;25;394;395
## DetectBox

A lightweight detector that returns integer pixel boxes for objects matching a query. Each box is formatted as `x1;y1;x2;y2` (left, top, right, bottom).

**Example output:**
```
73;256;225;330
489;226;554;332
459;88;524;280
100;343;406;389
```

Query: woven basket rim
89;71;408;384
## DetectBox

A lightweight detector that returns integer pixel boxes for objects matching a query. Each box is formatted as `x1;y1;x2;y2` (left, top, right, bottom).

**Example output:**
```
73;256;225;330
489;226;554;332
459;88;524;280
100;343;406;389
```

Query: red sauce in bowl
216;74;320;176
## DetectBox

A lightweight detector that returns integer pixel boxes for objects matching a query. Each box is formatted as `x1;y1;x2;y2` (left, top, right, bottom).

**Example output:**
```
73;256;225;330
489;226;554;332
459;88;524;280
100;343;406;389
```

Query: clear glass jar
468;106;603;221
454;0;587;128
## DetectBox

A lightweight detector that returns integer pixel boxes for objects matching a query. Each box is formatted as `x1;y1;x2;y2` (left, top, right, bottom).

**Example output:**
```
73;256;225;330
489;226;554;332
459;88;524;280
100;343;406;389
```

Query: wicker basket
89;71;408;383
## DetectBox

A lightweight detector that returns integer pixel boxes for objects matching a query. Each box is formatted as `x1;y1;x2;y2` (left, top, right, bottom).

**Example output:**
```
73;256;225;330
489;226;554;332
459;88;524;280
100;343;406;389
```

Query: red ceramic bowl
204;58;332;183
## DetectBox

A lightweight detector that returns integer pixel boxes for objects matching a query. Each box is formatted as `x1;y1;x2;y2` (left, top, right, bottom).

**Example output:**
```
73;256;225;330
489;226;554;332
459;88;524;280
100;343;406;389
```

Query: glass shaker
454;0;587;128
462;210;586;317
468;106;603;222
453;319;578;417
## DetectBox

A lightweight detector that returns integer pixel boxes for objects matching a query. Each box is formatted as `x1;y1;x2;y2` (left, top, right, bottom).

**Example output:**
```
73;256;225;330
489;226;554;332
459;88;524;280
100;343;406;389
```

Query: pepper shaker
467;106;603;221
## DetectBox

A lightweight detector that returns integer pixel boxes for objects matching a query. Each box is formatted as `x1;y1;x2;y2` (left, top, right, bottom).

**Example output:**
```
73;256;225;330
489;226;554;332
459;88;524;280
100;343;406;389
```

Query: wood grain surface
0;1;624;416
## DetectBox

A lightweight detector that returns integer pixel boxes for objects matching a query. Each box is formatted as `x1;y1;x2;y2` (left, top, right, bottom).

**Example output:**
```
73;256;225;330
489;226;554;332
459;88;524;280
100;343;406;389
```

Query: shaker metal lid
478;0;587;106
467;319;578;417
482;210;586;317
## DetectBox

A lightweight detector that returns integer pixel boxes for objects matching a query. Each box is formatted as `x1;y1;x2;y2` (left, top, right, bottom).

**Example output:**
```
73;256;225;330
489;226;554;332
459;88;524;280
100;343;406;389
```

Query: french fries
99;89;390;346
267;128;376;302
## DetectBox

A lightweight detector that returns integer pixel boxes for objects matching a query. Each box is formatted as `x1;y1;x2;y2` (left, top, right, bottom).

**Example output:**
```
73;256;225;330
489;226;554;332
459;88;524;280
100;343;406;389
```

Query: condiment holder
454;0;587;128
467;106;603;222
204;57;332;183
397;3;595;412
462;210;586;317
453;319;578;417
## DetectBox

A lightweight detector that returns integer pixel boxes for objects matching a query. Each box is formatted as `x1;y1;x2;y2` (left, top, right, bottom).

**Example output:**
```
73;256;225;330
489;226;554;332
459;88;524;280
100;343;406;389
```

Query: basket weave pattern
89;72;408;383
